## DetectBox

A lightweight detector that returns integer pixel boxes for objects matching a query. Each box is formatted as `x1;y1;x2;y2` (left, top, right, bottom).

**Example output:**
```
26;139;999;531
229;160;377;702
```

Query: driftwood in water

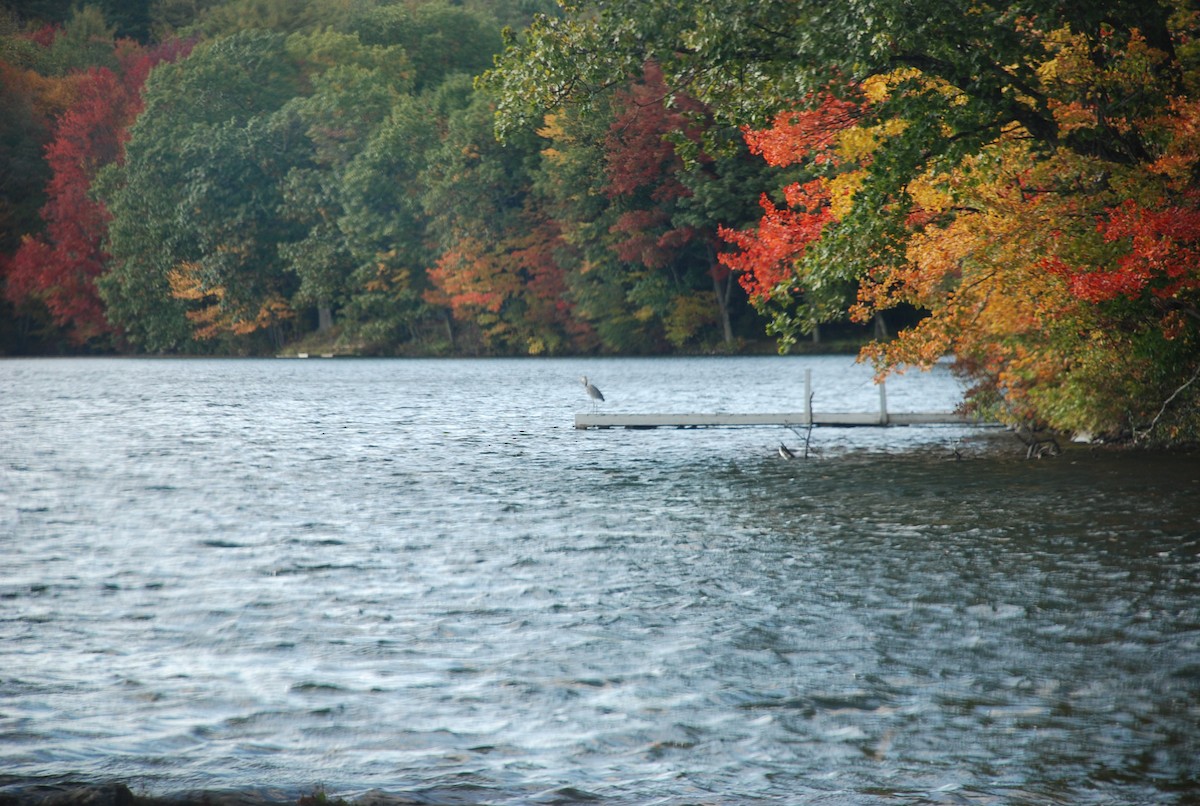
1013;423;1062;459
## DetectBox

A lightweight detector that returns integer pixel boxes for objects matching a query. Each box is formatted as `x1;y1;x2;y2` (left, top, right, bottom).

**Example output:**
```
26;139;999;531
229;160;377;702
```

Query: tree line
1;0;780;360
2;0;1198;444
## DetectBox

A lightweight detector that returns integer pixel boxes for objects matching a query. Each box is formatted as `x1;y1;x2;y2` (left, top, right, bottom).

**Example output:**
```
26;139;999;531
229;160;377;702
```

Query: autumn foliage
426;211;580;353
720;180;833;303
718;17;1200;443
5;0;1200;443
1048;199;1200;306
2;38;189;345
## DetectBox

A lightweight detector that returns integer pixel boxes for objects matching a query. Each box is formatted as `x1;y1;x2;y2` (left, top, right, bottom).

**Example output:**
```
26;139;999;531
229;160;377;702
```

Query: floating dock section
575;370;994;430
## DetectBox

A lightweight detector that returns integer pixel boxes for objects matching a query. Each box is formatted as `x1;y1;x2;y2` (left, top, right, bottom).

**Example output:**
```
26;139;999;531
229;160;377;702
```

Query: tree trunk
874;312;889;340
317;304;333;332
708;245;734;345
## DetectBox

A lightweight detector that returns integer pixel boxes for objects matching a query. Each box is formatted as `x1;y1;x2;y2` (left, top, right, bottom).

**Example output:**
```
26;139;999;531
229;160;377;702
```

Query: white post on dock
878;380;889;425
804;369;812;424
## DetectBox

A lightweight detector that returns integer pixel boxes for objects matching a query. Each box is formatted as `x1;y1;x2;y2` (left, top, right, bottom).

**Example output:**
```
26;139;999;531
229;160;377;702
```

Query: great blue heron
580;376;604;410
778;443;796;460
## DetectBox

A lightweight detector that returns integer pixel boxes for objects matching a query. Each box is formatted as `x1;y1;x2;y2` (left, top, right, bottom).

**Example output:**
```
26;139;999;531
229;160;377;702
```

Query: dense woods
2;0;1199;444
0;0;771;359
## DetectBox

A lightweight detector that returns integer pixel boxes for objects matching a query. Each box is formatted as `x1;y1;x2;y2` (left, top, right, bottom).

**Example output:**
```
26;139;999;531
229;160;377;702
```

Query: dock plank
575;412;992;429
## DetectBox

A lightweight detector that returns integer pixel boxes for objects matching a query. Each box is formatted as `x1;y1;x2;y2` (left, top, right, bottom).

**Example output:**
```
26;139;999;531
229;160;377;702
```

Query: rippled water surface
2;356;1198;804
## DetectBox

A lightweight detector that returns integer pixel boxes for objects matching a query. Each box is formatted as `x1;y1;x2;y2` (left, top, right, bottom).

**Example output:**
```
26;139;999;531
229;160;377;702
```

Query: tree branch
1135;364;1200;444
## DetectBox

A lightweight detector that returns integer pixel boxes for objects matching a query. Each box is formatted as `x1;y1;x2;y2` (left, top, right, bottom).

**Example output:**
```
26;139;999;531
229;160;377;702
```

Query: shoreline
0;784;491;806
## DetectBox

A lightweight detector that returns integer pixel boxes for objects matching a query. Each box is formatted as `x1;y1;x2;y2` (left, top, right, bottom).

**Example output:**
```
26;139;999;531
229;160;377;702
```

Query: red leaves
610;208;683;268
719;180;832;302
1047;197;1200;305
601;62;704;274
2;40;189;344
603;62;702;200
716;94;859;303
1100;199;1200;300
742;95;860;168
4;67;128;343
1044;255;1144;303
27;24;60;48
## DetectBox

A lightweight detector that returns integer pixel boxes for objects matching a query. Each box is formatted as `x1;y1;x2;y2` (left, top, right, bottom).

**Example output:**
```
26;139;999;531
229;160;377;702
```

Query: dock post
878;380;889;424
804;369;812;424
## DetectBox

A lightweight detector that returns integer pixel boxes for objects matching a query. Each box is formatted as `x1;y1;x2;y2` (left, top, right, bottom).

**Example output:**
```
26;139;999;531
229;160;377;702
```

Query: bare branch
1135;364;1200;444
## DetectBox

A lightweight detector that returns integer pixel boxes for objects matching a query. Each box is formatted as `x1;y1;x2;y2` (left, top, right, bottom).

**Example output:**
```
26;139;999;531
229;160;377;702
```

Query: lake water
2;356;1198;804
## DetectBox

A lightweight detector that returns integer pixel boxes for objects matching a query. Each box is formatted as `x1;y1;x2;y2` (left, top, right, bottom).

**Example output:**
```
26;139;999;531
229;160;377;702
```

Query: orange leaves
167;262;214;302
1039;24;1174;138
722;20;1200;434
425;215;578;351
841;125;1115;427
168;261;294;340
427;238;515;316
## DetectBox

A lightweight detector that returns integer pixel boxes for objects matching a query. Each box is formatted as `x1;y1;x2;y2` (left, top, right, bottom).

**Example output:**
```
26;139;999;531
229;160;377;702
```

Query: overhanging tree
487;0;1200;443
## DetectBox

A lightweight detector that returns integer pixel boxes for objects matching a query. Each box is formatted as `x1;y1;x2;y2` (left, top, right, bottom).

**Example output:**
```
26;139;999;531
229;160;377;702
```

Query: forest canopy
1;0;1198;444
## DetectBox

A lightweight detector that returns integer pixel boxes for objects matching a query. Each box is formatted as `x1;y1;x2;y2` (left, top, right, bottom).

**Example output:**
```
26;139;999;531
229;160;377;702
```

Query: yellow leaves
536;112;566;142
860;74;892;105
1035;24;1171;98
906;172;953;218
1036;24;1174;138
537;112;572;166
1036;26;1094;88
836;127;878;162
826;172;862;220
664;291;716;347
859;128;1101;389
835;118;905;162
365;252;412;296
903;222;970;300
167;261;293;340
860;68;923;104
860;68;966;107
795;119;912;222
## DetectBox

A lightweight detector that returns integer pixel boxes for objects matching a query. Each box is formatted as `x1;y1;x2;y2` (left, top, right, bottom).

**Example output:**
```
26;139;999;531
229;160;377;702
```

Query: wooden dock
575;411;987;429
575;370;994;429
